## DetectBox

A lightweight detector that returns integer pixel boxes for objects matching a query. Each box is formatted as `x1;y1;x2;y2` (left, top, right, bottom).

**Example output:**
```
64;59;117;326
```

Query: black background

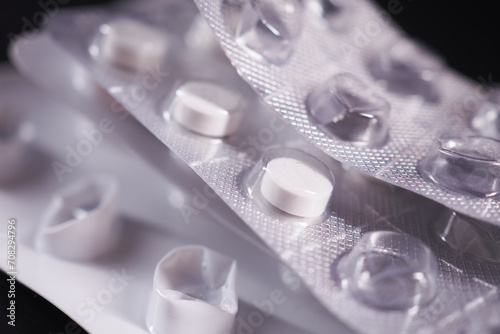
1;270;89;334
0;0;499;333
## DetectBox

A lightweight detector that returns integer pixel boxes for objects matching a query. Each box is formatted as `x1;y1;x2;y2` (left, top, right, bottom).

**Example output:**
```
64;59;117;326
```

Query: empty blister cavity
0;107;35;184
166;80;245;137
368;39;443;102
226;0;303;64
472;90;500;140
418;136;500;198
306;73;390;147
35;174;120;261
146;245;238;334
245;148;335;218
434;210;500;263
90;18;169;72
337;231;438;310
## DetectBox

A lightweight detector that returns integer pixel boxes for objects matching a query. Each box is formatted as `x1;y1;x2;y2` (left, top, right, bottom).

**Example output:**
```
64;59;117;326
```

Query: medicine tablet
97;18;168;72
171;81;244;137
260;157;333;217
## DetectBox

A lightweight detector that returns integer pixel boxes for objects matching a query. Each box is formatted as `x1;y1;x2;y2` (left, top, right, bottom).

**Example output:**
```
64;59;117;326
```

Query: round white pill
97;18;168;72
261;157;333;217
171;81;244;137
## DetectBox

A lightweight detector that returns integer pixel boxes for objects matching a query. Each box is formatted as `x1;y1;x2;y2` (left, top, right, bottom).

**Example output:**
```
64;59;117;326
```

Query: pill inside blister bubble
337;231;438;310
35;174;120;261
0;107;35;184
368;39;442;102
91;18;168;72
228;0;303;64
245;148;335;218
434;210;500;263
306;73;390;147
472;91;500;139
167;80;245;137
146;245;237;334
418;136;500;198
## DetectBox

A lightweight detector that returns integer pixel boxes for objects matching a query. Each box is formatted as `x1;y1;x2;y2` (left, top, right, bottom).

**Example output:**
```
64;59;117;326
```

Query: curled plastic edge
337;231;438;310
0;106;36;184
35;174;120;261
434;210;500;263
418;135;500;198
306;73;391;148
223;0;304;64
146;245;238;334
244;147;335;220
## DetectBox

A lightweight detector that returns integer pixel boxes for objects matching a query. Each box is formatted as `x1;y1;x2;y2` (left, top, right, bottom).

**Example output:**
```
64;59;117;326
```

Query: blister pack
190;0;500;226
0;66;348;334
6;0;500;333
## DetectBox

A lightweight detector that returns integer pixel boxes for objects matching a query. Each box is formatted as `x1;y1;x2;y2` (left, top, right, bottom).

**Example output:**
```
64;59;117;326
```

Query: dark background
1;270;89;334
0;1;499;333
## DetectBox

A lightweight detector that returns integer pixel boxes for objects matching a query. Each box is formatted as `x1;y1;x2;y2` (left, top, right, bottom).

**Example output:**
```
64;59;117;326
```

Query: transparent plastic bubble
308;0;353;30
227;0;304;64
337;231;438;310
472;91;500;140
418;136;500;198
434;210;500;263
368;39;443;102
306;73;390;147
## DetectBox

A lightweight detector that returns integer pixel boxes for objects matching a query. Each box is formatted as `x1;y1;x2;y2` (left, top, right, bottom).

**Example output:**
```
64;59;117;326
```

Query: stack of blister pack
1;0;499;333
